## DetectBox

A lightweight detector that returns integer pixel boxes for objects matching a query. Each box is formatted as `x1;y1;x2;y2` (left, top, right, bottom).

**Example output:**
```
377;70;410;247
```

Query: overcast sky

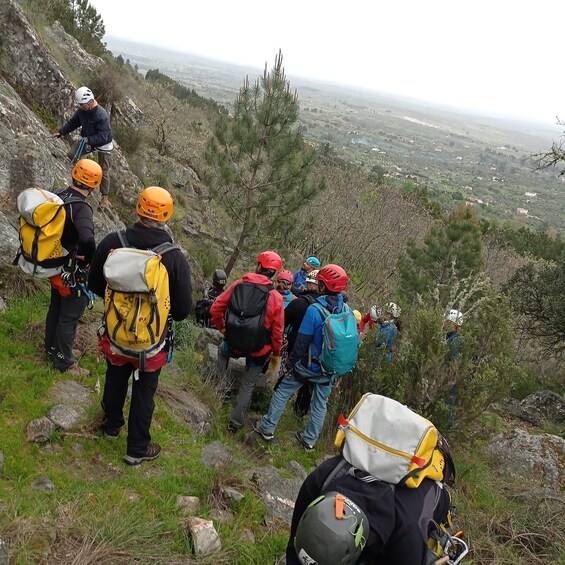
89;0;563;125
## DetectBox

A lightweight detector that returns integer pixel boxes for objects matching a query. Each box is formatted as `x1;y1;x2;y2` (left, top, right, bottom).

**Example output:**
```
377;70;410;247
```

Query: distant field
107;37;565;235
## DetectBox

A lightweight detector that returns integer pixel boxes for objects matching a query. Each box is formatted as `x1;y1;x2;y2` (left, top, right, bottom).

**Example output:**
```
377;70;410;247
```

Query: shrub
112;123;144;156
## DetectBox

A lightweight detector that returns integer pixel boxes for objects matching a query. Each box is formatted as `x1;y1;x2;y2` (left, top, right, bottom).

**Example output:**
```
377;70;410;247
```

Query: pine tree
399;205;483;303
204;50;324;276
505;261;565;354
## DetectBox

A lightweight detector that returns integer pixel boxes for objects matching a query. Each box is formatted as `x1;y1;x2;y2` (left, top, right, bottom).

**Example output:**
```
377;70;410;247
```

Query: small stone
31;475;55;492
187;517;221;557
26;417;55;443
176;495;200;514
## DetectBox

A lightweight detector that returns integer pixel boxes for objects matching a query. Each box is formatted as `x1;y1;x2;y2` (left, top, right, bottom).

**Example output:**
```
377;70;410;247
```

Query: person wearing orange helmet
88;186;192;465
45;159;101;377
210;251;285;433
255;264;350;450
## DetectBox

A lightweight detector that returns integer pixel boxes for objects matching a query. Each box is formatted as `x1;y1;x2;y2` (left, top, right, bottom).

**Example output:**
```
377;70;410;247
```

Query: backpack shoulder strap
56;190;92;211
301;293;316;306
151;241;178;256
321;458;353;493
117;230;129;248
321;458;385;492
312;301;330;320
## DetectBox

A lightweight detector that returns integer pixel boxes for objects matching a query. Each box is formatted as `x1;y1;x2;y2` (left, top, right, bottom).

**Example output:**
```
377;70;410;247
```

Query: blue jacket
375;320;399;361
291;269;308;295
288;294;344;376
59;104;113;148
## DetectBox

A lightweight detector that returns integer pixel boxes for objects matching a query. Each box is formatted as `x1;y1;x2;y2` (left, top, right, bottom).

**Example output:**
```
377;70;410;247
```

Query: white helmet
75;86;94;105
384;302;401;318
445;309;464;326
369;305;379;321
305;269;319;284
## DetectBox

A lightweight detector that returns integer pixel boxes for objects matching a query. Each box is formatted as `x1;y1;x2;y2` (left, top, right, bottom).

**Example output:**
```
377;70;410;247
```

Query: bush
328;294;525;438
112;123;144;156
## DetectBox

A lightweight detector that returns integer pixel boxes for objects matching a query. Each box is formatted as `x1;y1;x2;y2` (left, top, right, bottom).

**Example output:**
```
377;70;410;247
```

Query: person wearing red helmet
210;251;285;432
276;270;295;309
255;264;349;450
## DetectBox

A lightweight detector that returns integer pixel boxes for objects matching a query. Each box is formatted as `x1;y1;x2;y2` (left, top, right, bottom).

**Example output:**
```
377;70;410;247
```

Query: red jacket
210;273;284;357
359;312;376;334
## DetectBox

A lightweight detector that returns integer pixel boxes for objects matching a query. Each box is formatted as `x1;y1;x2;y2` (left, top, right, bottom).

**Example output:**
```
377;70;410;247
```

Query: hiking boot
65;363;90;377
123;442;161;466
101;425;120;440
253;420;274;441
295;431;315;451
99;195;110;209
227;422;241;434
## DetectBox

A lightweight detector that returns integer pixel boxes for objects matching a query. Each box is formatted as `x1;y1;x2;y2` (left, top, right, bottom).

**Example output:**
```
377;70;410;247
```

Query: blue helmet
305;256;321;268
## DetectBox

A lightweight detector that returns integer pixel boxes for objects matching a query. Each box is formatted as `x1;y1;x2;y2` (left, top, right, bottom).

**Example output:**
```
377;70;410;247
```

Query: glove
267;355;282;374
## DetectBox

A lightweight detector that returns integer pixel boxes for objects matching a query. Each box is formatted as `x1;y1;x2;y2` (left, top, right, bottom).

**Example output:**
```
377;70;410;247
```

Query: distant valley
106;36;565;235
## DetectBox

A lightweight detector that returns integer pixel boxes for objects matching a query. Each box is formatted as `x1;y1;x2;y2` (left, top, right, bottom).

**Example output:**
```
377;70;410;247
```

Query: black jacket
284;289;319;353
287;455;450;565
58;187;95;266
59;104;113;148
88;222;192;321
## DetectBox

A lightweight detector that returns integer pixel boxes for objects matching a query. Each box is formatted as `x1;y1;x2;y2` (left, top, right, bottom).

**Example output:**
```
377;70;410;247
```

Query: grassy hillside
1;286;564;564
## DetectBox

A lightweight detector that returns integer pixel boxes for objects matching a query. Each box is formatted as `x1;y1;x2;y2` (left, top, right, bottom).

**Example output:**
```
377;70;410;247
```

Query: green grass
0;293;310;563
2;294;563;563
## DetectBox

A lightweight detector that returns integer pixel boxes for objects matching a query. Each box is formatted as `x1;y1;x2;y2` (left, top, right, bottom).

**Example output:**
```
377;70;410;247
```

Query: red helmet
316;264;348;292
277;269;294;284
257;250;283;271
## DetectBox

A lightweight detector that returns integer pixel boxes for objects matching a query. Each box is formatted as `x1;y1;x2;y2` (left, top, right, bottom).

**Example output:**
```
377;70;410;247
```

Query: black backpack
194;298;213;328
224;282;272;354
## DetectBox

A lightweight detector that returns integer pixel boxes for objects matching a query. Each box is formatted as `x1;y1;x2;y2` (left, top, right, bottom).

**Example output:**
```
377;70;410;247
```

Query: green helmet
294;491;368;565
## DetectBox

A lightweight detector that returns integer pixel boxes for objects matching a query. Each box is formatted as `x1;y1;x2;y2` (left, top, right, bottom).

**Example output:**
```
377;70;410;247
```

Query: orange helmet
257;250;283;271
317;264;348;293
137;186;174;222
72;159;102;190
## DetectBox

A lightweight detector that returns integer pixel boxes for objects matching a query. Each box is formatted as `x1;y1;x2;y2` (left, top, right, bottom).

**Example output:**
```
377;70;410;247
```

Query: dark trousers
45;287;87;371
102;361;161;457
294;385;313;417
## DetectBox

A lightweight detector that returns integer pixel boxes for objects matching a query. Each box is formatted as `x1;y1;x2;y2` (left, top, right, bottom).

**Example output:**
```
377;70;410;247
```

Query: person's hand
218;327;225;335
267;355;281;374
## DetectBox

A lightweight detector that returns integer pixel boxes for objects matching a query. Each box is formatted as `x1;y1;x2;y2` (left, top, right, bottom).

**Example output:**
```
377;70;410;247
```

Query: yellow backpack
335;393;455;488
15;188;83;278
102;231;177;369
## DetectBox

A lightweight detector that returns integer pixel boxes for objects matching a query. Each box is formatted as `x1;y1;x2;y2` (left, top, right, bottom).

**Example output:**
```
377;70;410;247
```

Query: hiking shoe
123;442;161;466
227;422;241;434
253;420;274;441
295;431;315;451
101;426;120;440
65;363;90;377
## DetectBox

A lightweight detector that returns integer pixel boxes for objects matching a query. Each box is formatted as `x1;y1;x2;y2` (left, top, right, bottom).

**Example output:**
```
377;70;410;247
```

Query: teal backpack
312;302;359;378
